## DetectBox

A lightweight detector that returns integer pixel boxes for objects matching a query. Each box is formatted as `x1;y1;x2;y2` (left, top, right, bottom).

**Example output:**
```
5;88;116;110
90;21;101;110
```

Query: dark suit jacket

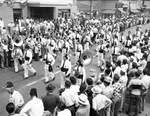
42;93;60;114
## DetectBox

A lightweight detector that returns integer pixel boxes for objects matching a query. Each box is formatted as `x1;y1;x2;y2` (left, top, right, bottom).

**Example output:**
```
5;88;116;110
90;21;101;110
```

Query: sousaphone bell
80;51;93;66
12;35;23;47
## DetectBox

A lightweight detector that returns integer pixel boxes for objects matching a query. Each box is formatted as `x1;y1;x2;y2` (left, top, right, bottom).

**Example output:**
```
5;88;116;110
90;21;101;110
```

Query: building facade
0;0;77;26
77;0;142;17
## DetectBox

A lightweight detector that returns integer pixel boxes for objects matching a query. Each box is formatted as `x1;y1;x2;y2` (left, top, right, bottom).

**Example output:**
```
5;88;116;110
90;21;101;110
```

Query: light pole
128;0;131;16
90;0;93;19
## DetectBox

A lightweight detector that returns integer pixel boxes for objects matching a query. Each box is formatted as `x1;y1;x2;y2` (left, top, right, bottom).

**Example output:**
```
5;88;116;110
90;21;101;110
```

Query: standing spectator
141;68;150;111
61;80;76;116
76;94;90;116
119;70;128;112
20;88;44;116
70;76;80;99
92;85;112;116
85;78;94;116
102;77;114;116
5;82;24;113
127;71;145;115
42;83;60;114
111;74;124;116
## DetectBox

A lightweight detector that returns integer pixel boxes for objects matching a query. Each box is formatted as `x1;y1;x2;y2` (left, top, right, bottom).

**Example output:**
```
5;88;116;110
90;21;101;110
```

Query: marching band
0;13;150;88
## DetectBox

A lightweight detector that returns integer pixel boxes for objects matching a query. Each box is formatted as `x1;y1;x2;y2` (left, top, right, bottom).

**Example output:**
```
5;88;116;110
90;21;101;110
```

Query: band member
12;45;24;73
0;41;4;68
84;32;92;51
43;48;55;83
24;44;36;79
61;38;70;61
124;31;132;52
11;36;24;73
48;37;57;57
59;54;71;88
96;40;105;67
73;60;86;86
76;41;83;62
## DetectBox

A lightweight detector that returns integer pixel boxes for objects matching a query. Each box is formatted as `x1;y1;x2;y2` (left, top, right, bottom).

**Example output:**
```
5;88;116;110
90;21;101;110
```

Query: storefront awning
101;9;115;14
130;9;140;14
118;8;126;14
27;0;73;6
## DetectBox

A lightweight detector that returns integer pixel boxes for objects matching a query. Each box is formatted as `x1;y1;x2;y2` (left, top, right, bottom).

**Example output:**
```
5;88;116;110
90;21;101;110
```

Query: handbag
48;65;53;72
77;75;83;79
61;67;68;73
61;60;68;73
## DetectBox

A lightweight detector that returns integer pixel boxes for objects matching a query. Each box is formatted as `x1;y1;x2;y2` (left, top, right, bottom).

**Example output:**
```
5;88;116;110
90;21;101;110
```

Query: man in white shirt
138;56;147;72
61;80;76;116
119;70;128;112
70;76;80;99
113;60;122;80
127;71;145;115
141;68;150;111
6;82;24;113
21;88;44;116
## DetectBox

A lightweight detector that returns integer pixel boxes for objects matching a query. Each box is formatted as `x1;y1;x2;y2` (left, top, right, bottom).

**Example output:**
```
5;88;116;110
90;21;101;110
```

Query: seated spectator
6;102;27;116
53;101;71;116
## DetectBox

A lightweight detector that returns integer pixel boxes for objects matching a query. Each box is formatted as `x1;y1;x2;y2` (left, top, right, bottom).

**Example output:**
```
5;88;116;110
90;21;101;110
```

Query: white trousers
44;64;54;82
60;72;70;88
62;48;67;61
84;42;90;51
97;53;104;66
76;51;81;62
24;61;36;78
14;58;24;72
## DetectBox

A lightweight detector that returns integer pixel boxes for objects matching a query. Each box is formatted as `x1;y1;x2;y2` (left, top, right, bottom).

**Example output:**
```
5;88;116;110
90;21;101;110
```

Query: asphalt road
0;23;150;116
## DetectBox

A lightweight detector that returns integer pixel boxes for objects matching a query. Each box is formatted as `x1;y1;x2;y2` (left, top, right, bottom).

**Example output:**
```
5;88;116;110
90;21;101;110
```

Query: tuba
80;51;93;66
12;35;23;47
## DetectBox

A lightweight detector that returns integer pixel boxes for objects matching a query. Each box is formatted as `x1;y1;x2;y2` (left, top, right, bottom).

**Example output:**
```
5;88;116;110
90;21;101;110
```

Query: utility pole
128;0;131;16
142;0;145;6
90;0;93;19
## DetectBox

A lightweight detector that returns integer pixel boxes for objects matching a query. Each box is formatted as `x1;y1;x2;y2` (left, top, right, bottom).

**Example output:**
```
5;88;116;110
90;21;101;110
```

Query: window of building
58;9;71;19
13;9;22;22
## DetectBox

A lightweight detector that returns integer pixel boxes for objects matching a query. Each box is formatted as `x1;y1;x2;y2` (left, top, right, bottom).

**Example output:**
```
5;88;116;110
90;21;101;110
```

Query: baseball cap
6;82;14;88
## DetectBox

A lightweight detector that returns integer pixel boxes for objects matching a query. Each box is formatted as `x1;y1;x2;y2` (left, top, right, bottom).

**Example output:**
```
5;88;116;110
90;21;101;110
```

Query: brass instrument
80;51;93;66
12;35;23;47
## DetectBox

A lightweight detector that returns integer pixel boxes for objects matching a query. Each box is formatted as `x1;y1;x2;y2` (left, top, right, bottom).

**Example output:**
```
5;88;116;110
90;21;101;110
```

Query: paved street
0;23;150;116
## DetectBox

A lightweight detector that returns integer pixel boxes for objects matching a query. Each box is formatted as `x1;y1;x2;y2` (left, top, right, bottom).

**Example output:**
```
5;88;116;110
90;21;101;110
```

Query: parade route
0;23;150;116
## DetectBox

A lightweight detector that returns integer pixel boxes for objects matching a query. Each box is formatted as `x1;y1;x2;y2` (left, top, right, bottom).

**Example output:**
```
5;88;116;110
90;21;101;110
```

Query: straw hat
91;85;102;94
78;94;89;106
